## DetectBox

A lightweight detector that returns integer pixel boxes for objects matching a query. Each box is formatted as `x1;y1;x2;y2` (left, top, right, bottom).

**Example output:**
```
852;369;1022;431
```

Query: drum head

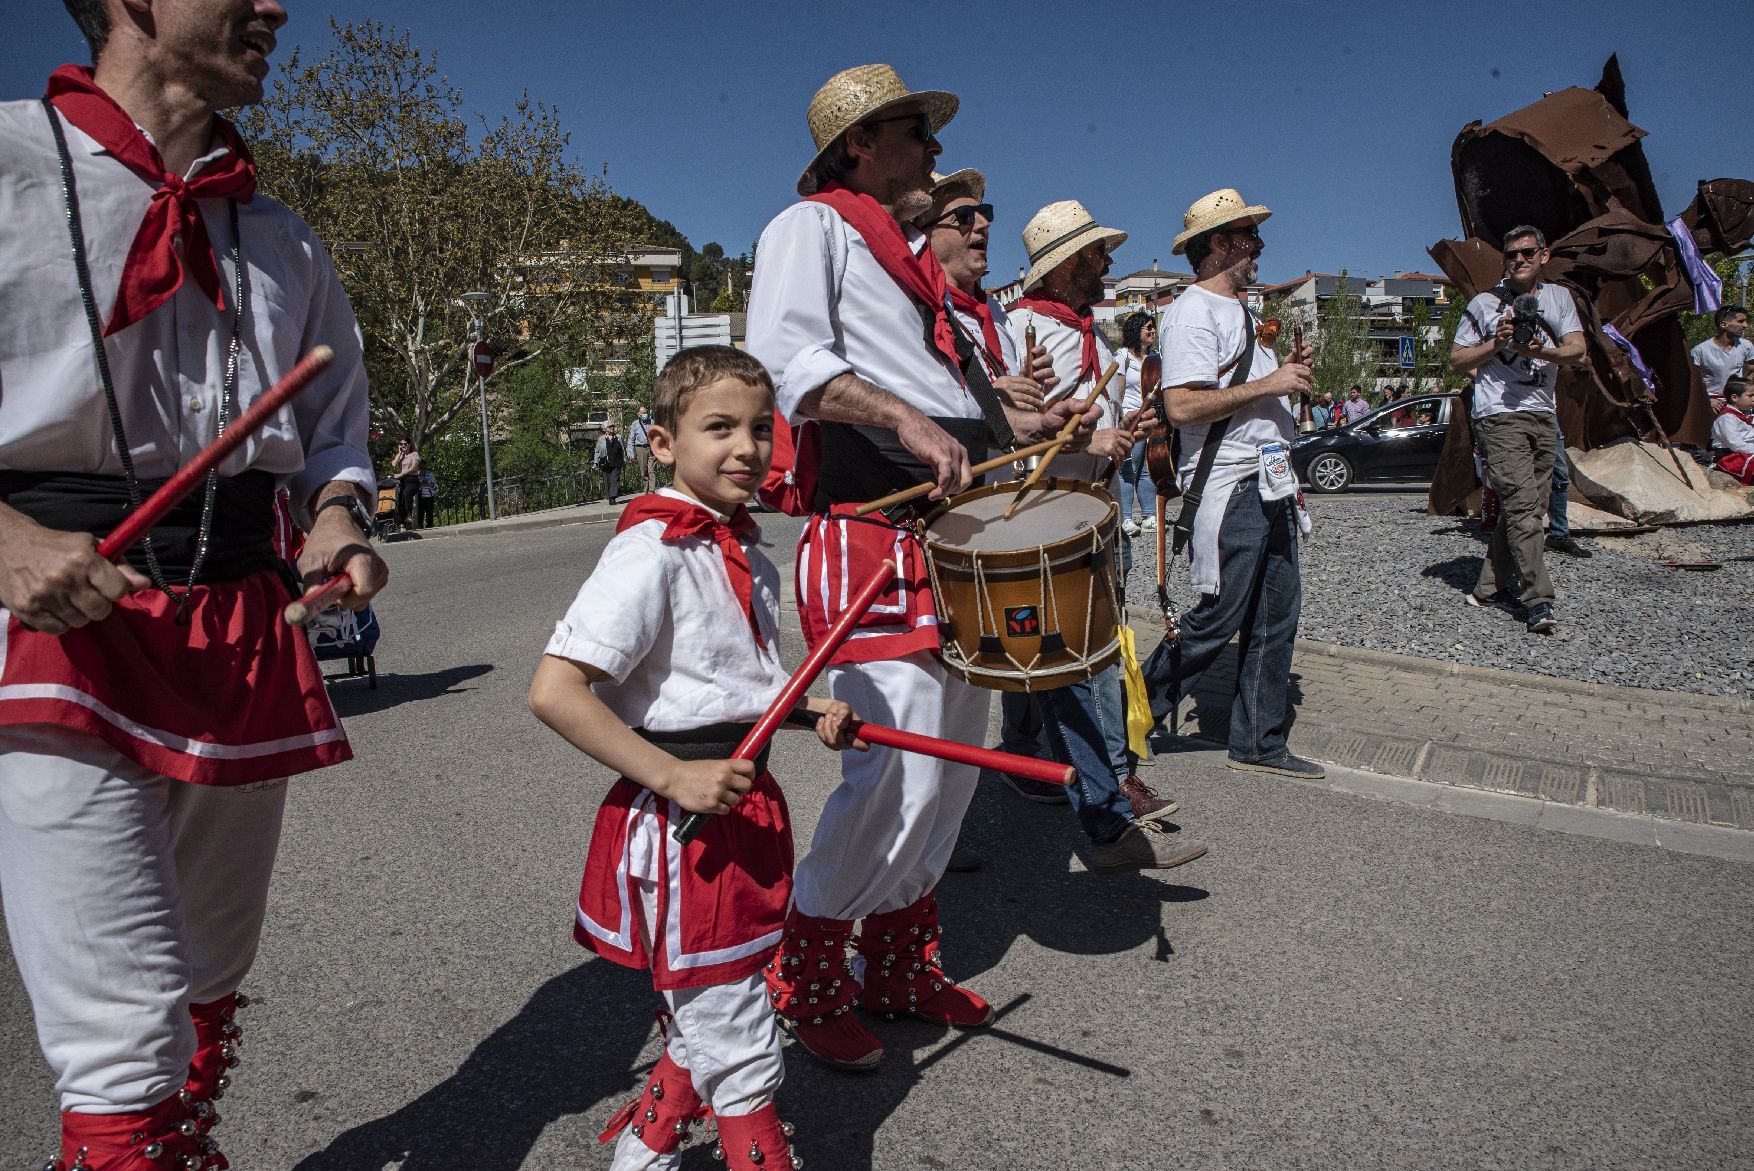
925;482;1110;552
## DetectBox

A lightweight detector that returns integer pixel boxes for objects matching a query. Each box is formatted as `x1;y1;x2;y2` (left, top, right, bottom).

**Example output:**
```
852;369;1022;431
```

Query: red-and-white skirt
1718;451;1754;486
0;569;350;786
795;505;941;666
575;772;792;991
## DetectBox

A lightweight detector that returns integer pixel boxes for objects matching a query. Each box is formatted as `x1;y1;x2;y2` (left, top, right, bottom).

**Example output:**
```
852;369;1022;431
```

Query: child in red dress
529;346;862;1170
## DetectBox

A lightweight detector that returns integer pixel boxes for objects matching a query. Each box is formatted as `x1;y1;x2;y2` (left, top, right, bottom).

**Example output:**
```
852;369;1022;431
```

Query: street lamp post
458;291;496;520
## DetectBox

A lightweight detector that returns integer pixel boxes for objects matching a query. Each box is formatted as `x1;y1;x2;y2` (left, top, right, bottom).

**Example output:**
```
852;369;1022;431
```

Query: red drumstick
283;572;354;627
673;557;899;844
98;346;336;561
838;719;1071;785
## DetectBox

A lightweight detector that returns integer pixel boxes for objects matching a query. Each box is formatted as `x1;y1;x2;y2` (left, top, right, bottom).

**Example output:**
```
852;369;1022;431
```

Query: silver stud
179;1119;199;1137
43;1159;58;1171
910;926;921;935
221;1021;241;1039
644;1107;657;1123
182;1157;203;1170
782;1121;795;1137
144;1143;165;1160
792;1156;804;1169
749;1141;765;1164
192;1101;213;1119
817;959;829;970
215;1074;231;1091
673;1120;688;1136
179;1090;194;1106
712;1141;725;1161
632;1123;643;1139
234;993;250;1009
810;1016;822;1025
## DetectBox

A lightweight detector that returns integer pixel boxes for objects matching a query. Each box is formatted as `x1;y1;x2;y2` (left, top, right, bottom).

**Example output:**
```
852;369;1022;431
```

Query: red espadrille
765;910;881;1070
858;891;993;1028
713;1103;801;1170
54;1090;225;1170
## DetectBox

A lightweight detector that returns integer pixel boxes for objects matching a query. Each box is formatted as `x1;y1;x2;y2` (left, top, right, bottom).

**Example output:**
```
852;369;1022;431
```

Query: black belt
633;721;770;774
814;416;989;510
0;468;282;584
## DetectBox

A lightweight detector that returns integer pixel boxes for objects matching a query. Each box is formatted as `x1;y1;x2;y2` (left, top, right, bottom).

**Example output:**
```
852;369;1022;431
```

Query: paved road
3;514;1751;1170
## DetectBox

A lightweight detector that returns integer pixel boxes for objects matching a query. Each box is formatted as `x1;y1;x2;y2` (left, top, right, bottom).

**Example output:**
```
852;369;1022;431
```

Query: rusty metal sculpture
1426;55;1754;517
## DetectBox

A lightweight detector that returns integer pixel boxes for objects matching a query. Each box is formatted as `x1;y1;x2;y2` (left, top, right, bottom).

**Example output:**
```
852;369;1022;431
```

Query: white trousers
0;725;286;1113
610;879;783;1171
792;652;991;920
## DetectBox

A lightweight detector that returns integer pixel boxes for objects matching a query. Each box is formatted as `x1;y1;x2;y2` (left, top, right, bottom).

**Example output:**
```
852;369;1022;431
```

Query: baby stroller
307;602;382;689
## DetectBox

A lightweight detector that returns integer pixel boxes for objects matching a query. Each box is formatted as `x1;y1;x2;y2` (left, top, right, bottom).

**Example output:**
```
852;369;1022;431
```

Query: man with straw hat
747;66;1093;1073
1142;189;1325;780
1009;200;1208;871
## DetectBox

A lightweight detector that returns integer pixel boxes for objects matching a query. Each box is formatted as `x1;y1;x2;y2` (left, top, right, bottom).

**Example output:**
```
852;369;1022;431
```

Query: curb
404;505;621;540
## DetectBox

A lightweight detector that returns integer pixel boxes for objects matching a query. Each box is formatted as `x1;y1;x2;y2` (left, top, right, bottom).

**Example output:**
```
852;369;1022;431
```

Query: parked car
1291;393;1460;492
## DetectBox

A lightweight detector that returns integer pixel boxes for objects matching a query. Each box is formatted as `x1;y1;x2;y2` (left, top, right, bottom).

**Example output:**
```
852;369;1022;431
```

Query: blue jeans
1548;422;1570;539
1147;481;1302;763
1034;663;1136;843
998;690;1044;756
1117;438;1157;523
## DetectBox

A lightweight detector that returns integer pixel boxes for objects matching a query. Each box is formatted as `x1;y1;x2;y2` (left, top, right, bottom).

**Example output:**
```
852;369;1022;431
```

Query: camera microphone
1511;294;1542;349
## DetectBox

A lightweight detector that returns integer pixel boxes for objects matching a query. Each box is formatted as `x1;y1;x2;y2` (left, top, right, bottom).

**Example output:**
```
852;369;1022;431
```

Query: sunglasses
1222;224;1262;242
866;112;936;145
1506;247;1541;260
926;203;995;230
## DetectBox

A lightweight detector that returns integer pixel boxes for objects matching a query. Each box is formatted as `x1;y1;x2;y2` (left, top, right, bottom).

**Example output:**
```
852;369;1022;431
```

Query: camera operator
1451;225;1586;635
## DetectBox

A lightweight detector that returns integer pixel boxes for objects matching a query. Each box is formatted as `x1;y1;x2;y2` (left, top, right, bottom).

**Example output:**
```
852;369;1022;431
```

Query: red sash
950;285;1006;373
794;508;939;665
45;65;257;336
804;183;961;371
1016;295;1100;384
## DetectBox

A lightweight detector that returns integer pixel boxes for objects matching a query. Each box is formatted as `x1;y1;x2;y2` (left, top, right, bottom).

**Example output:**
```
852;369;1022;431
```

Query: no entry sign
473;341;494;378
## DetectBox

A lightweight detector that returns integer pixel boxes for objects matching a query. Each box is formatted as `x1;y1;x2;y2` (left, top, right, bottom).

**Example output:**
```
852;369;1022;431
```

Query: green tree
238;20;649;452
1310;270;1376;400
1679;253;1752;349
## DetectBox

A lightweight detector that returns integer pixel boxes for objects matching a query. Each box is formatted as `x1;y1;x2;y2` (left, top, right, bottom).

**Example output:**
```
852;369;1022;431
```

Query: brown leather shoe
1118;775;1178;823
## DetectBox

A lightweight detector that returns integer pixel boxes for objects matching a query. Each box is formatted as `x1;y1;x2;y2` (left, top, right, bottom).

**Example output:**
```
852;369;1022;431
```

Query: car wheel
1307;453;1353;493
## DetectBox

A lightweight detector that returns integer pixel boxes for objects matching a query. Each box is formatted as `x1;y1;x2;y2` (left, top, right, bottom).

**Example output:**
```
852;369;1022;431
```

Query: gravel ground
1119;493;1754;701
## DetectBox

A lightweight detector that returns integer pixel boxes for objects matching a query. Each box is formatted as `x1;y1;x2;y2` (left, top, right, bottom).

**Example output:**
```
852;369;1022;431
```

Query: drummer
745;66;1095;1072
1008;200;1208;872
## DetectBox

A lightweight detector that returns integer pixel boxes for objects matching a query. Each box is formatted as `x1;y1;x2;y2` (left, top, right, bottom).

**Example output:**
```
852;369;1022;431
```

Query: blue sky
8;1;1740;285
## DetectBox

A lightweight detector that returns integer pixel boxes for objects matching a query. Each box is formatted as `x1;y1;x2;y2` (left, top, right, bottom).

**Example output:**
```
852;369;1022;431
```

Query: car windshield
1356;397;1448;429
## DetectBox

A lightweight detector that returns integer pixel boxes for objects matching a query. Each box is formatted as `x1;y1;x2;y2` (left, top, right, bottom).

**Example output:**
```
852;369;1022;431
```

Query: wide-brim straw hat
930;167;985;203
797;64;958;196
1171;188;1272;254
1020;200;1128;293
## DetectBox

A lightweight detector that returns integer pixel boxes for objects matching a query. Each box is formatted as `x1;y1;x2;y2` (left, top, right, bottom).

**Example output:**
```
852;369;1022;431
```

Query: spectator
1342;386;1371;424
1691;305;1754;402
1115;311;1158;536
1450;225;1587;634
594;421;626;506
416;460;437;529
628;406;657;492
1711;376;1754;484
392;438;420;528
1312;393;1334;430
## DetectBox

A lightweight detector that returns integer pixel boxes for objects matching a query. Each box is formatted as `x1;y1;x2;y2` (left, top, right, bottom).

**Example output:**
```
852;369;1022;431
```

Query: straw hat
1170;188;1272;255
797;64;958;196
1020;201;1128;293
930;168;985;203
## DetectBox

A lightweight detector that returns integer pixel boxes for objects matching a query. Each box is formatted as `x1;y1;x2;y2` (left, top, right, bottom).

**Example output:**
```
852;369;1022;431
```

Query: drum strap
1170;297;1257;559
943;304;1018;452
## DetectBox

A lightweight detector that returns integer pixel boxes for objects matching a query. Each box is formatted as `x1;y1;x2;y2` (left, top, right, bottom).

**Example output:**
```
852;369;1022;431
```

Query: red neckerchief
804;182;961;371
45;64;257;336
1723;406;1754;426
1016;295;1099;383
616;494;765;647
948;285;1005;373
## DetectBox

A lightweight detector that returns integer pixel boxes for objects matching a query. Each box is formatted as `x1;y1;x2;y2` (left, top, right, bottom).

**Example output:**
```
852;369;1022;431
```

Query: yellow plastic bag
1118;624;1153;760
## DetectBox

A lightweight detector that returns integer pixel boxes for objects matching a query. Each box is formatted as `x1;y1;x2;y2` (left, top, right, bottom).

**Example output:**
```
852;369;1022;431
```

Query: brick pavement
1130;621;1754;830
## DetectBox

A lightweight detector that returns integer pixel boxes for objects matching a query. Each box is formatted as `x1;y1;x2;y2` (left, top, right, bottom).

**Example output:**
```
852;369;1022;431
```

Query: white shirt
1012;305;1126;483
1711;409;1754;455
1160;284;1293;480
1691;337;1754;398
746;201;979;425
950;293;1020;379
543;489;787;733
1116;347;1148;419
0;102;374;526
1454;283;1584;418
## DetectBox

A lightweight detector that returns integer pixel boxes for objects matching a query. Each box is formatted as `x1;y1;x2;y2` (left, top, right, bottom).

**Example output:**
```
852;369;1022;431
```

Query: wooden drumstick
852;436;1069;516
283;573;354;627
673;558;898;845
99;347;335;561
1001;360;1118;521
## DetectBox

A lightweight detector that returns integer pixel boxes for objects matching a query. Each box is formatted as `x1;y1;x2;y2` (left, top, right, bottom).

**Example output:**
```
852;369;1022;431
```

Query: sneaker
1122;518;1141;537
999;766;1070;804
1226;753;1327;779
1118;775;1179;823
1545;534;1593;558
1466;588;1521;614
1525;602;1557;634
1139;514;1157;531
945;842;983;873
1092;821;1208;874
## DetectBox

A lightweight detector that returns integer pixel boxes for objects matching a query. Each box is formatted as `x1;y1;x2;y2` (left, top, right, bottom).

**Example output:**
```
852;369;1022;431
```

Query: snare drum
921;478;1122;692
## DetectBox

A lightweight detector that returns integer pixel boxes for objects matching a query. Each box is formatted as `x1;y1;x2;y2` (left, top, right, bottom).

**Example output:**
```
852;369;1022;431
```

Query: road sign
472;341;494;378
1398;335;1416;370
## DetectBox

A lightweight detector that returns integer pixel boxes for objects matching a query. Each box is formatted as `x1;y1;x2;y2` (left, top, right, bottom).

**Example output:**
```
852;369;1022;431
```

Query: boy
529;346;859;1170
1712;377;1754;485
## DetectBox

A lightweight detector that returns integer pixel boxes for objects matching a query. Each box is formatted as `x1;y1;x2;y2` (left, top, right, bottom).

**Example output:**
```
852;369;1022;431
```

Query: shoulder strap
940;303;1017;451
1170;300;1258;557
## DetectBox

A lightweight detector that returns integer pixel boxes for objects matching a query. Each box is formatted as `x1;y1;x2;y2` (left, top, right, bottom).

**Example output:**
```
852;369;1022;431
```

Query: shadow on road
1420;553;1484;593
327;664;494;717
290;960;655;1171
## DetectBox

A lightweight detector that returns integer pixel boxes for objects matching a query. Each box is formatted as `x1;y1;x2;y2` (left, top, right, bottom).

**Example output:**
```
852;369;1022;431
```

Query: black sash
0;469;282;584
813;416;989;510
634;721;770;774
